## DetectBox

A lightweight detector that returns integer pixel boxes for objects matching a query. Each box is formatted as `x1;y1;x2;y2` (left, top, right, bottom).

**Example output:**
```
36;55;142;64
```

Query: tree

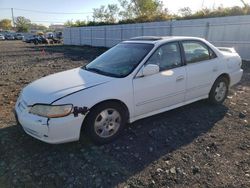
105;4;120;22
240;0;250;7
92;0;167;23
178;7;192;17
0;19;12;30
132;0;164;17
240;0;250;14
93;4;119;23
93;6;106;22
86;0;250;26
64;20;86;27
64;20;75;27
118;0;135;20
118;0;167;22
74;20;86;27
122;0;164;17
29;23;47;31
15;16;31;32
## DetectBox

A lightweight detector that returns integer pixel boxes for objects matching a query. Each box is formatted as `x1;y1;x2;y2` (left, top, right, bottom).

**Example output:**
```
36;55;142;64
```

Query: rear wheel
209;77;229;104
85;102;127;144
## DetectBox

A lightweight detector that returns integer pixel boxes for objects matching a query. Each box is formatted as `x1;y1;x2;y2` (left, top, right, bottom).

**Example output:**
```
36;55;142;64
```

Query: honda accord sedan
15;36;243;144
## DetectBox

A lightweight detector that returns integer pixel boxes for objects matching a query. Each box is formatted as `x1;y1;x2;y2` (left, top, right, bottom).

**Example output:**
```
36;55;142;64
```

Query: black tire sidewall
85;102;127;144
209;77;229;104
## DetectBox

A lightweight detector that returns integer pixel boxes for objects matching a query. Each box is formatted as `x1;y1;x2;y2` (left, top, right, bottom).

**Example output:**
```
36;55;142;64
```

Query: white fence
63;15;250;60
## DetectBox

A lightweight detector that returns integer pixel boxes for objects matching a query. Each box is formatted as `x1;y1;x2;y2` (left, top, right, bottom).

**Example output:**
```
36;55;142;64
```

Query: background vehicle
50;37;62;44
15;33;24;40
5;34;15;40
23;35;48;44
55;31;62;39
15;36;243;144
0;34;5;40
23;35;36;43
46;32;54;39
33;35;49;44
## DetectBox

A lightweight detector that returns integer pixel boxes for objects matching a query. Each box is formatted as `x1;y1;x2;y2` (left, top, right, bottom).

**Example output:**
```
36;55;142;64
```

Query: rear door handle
176;75;184;82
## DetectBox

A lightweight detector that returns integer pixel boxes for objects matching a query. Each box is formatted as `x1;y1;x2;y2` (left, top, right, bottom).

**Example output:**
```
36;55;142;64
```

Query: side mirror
142;64;159;76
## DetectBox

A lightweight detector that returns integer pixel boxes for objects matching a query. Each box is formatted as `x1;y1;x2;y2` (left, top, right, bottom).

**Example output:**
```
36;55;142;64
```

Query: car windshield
84;43;154;78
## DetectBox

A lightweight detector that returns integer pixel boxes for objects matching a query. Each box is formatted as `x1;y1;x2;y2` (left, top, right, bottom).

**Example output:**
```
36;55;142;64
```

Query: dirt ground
0;41;249;188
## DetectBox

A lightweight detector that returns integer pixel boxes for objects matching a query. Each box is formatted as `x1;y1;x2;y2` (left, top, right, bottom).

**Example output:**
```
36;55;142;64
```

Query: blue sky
0;0;246;26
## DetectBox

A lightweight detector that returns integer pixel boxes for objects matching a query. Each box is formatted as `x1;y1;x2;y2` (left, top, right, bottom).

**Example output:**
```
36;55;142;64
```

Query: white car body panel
15;36;243;144
16;96;83;143
133;67;186;117
21;68;114;105
185;58;219;101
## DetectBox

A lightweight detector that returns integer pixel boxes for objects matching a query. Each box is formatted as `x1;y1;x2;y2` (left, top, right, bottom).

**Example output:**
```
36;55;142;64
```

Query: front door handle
176;75;184;82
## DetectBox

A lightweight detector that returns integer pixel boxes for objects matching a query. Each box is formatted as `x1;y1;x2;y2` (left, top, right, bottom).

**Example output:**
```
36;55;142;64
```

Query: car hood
21;68;113;105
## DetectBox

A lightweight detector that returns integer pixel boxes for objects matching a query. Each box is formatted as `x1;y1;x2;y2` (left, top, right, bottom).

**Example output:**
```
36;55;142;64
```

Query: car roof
123;36;205;45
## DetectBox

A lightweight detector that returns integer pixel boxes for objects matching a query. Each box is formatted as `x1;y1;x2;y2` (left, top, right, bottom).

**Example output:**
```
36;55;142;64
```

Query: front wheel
85;102;127;144
34;40;38;45
209;77;229;104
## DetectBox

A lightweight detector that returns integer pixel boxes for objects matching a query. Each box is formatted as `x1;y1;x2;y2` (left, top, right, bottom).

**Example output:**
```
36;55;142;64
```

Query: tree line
1;0;250;31
0;16;47;32
65;0;250;27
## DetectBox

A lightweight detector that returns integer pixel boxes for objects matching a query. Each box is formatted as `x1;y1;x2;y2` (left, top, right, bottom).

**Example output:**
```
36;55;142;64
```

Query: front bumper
14;103;85;144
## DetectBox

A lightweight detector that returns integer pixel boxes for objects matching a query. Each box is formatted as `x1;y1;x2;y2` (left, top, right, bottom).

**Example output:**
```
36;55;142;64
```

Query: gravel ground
0;41;249;188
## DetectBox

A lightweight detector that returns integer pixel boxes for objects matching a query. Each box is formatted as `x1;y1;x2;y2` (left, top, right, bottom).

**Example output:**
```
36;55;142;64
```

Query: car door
133;42;186;117
181;40;218;102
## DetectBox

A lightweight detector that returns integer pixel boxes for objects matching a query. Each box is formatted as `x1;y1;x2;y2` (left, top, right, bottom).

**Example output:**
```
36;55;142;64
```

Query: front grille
23;127;41;138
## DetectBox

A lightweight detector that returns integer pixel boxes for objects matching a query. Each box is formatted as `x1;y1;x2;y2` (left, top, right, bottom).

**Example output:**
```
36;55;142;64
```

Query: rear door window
182;41;216;64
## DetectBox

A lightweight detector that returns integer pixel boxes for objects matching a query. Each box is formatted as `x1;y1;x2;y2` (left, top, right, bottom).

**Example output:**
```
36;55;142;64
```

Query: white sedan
15;36;243;144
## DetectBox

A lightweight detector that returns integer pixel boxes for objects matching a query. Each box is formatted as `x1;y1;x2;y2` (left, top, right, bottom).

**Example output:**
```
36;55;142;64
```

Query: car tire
209;76;229;104
85;102;127;145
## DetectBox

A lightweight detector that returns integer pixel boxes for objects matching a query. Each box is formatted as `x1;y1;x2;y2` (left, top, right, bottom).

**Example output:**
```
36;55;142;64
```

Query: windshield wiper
84;67;115;77
85;67;104;74
83;66;123;78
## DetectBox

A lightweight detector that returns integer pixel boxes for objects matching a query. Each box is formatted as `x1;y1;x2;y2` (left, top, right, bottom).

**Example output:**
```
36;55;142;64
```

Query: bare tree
178;7;192;17
240;0;250;7
93;4;119;23
15;16;31;32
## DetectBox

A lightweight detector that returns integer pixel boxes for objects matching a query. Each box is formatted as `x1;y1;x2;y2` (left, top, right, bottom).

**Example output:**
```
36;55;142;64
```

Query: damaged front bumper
14;104;86;144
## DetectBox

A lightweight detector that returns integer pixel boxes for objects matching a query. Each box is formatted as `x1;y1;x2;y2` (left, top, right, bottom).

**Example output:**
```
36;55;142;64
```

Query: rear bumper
14;107;85;144
230;69;243;86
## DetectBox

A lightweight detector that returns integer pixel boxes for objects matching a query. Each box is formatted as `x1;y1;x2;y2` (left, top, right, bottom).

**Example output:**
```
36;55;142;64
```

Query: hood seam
50;81;108;104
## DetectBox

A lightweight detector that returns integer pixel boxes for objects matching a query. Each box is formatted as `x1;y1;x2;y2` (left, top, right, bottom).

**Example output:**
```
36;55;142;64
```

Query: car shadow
0;100;228;187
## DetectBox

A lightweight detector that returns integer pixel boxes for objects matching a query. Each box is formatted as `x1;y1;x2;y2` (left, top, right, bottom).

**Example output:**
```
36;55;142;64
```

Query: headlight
29;104;73;118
